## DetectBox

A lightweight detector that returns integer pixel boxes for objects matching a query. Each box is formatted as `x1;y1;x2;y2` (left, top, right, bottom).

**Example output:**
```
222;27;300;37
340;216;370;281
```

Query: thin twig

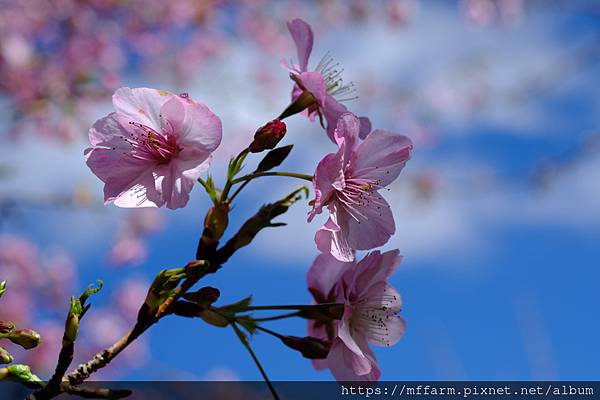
231;322;279;400
249;311;301;322
231;171;313;185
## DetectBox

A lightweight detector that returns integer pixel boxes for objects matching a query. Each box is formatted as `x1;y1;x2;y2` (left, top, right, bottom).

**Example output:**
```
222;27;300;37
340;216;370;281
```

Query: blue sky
1;1;599;382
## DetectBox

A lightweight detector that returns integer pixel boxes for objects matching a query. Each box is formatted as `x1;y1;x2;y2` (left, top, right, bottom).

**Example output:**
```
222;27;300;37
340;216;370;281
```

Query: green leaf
77;280;103;318
0;281;6;299
217;296;253;315
198;175;220;205
236;317;258;335
227;152;248;180
200;309;229;328
5;364;43;389
256;145;294;172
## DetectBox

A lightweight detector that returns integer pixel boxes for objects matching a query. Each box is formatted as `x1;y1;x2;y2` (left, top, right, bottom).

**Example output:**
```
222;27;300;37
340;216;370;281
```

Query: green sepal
217;296;253;315
256;145;294;172
4;364;43;389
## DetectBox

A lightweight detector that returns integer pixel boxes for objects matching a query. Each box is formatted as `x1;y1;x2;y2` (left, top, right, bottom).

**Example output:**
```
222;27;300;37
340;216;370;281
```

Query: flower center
316;52;357;102
351;292;400;347
123;121;181;164
334;177;386;223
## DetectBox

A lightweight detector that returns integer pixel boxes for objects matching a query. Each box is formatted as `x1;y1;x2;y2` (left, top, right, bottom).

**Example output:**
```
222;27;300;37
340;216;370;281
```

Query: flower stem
254;325;285;340
231;171;313;185
221;148;249;201
228;179;250;202
231;322;279;400
250;311;302;322
244;303;338;311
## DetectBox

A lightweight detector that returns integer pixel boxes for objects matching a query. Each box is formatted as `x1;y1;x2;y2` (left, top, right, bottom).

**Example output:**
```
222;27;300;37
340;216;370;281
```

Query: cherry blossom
85;87;222;209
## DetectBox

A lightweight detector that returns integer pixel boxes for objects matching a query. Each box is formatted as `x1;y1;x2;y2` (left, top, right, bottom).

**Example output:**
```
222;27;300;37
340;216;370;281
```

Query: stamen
119;121;181;164
315;52;359;104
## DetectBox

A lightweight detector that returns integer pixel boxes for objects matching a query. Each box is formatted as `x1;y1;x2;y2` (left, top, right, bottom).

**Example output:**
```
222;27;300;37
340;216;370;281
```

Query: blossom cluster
0;0;418;143
82;18;412;383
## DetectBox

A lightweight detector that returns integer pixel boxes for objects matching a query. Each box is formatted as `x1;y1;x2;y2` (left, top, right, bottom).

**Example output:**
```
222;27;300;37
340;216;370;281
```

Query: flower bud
0;281;6;299
5;364;43;388
8;329;41;350
249;119;287;153
199;309;229;328
64;307;80;344
182;286;220;306
280;336;331;359
279;90;318;120
0;321;15;335
203;204;230;242
0;346;13;364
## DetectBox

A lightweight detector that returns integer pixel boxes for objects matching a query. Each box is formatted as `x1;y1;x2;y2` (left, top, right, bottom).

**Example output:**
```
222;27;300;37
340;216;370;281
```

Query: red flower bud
281;335;331;359
0;321;15;335
249;119;287;153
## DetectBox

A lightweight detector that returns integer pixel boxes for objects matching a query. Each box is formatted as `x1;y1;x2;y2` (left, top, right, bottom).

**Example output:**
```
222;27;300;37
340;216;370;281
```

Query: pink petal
176;96;223;154
322;95;349;143
337;315;365;357
308;319;327;341
154;163;195;210
297;71;327;105
315;212;355;262
333;113;361;160
341;196;396;251
358;116;372;139
111;168;163;208
362;284;406;347
327;338;379;381
352;129;413;187
112;87;173;132
312;358;329;371
176;153;212;181
159;96;185;135
88;113;131;148
287;18;314;72
309;150;345;221
353;250;402;296
307;253;353;301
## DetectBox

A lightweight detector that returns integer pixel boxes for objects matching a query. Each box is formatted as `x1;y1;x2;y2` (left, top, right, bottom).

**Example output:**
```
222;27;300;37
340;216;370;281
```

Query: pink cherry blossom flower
283;18;371;142
307;250;406;381
85;87;222;209
308;113;412;262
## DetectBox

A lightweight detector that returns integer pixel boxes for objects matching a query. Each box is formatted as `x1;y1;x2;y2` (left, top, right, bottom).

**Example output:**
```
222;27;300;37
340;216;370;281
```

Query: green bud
64;297;81;344
0;281;6;299
0;346;13;364
0;321;15;335
5;364;43;389
8;329;41;350
279;89;318;120
200;309;229;328
203;204;230;242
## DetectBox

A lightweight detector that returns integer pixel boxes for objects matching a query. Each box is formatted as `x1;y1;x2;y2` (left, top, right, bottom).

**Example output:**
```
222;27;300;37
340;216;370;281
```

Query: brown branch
29;185;306;399
61;382;131;399
65;263;213;387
